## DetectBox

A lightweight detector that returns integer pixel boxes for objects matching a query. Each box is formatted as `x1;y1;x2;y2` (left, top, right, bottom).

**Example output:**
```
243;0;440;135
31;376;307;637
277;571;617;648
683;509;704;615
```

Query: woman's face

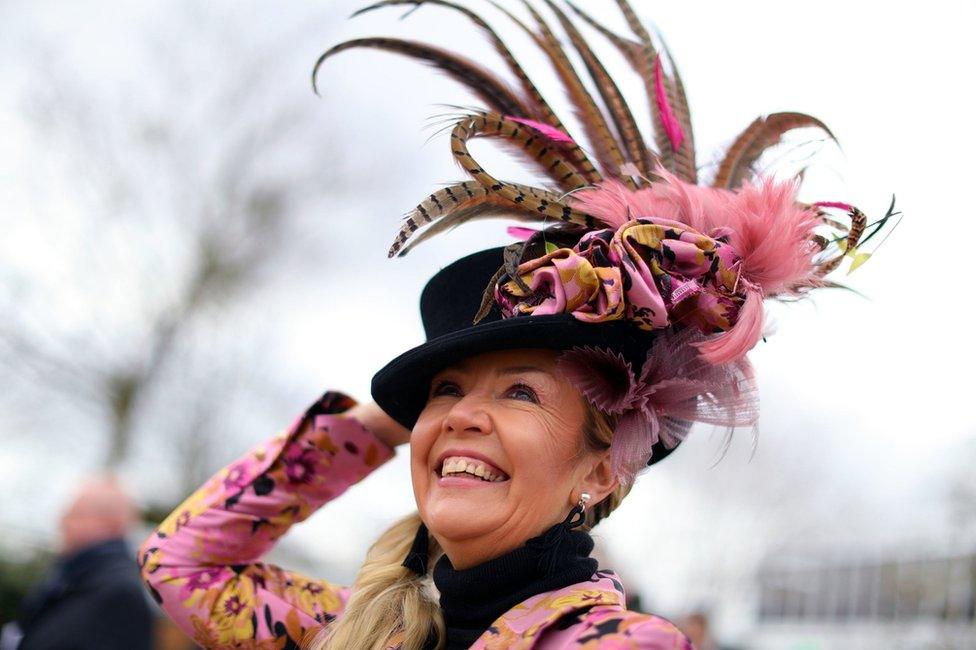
410;348;615;568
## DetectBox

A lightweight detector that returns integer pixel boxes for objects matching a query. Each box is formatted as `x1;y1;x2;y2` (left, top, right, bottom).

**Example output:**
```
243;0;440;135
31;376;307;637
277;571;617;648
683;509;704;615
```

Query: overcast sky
2;0;975;633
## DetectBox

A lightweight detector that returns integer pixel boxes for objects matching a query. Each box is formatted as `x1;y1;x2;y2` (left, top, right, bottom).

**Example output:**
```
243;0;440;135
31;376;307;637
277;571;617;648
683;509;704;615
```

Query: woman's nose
443;393;492;435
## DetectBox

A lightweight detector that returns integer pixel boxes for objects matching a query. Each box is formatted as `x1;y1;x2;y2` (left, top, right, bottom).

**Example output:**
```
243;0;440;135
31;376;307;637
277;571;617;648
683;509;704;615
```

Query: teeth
439;456;506;482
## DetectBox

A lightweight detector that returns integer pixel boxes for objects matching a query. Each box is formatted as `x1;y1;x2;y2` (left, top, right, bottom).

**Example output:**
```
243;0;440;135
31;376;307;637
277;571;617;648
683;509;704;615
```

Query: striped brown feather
313;37;528;117
388;181;488;257
453;111;589;190
611;0;678;175
713;112;836;189
543;0;653;183
359;0;600;186
395;189;574;257
511;1;631;187
654;32;698;182
451;113;599;226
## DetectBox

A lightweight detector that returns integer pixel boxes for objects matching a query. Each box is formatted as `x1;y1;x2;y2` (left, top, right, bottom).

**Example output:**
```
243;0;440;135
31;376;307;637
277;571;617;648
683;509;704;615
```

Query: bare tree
0;4;365;481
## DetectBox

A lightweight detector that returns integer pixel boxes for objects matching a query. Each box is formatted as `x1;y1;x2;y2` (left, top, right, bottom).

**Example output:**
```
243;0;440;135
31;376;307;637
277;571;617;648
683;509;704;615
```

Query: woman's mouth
436;455;509;483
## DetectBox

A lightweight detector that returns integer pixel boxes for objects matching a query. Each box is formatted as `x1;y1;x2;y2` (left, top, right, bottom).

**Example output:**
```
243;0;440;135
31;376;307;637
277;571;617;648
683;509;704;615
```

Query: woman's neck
433;525;597;650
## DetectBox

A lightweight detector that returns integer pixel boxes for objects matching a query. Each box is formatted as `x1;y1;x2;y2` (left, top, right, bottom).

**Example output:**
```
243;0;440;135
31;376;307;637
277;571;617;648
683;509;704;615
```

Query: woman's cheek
409;421;436;505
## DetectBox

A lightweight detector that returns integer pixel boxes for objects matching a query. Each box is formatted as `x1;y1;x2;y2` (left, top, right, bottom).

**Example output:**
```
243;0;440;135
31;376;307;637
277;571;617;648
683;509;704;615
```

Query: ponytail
309;513;444;650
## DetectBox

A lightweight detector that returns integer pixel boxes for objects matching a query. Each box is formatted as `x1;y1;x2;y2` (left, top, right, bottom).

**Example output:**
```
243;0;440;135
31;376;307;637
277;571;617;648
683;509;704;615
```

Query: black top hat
370;248;680;464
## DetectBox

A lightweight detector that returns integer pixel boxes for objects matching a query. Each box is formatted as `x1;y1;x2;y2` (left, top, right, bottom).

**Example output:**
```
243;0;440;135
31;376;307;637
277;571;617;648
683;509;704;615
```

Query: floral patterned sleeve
137;391;394;649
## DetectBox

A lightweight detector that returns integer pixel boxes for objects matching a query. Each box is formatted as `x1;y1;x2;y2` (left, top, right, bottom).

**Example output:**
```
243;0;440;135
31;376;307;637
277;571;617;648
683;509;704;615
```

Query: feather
389;178;575;256
450;113;598;225
713;112;836;189
543;0;654;183
611;0;678;179
568;169;734;232
564;0;641;56
695;286;765;364
395;196;511;257
313;38;528;117
451;111;589;190
506;0;630;185
505;116;575;144
653;57;684;152
357;0;601;184
475;240;531;323
566;1;697;183
723;175;821;295
388;181;488;257
654;30;697;182
507;225;538;240
557;347;639;415
559;330;759;482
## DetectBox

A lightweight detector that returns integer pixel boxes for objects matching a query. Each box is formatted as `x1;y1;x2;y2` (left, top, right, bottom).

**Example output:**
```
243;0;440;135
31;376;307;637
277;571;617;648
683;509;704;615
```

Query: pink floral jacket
139;392;692;649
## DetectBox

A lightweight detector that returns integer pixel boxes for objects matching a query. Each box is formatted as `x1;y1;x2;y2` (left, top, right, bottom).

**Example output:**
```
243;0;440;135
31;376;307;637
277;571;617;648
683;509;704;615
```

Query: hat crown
419;248;503;341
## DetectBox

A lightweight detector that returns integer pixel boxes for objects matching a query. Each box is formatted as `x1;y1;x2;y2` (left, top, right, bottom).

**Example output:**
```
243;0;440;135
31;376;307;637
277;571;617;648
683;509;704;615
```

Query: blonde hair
308;512;444;650
310;404;630;650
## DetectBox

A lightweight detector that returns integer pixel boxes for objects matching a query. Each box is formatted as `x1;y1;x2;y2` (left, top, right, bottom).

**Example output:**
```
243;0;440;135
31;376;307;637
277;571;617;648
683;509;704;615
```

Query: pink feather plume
654;58;685;152
504;116;576;144
569;169;734;232
723;176;820;296
813;201;854;212
694;286;765;364
506;226;538;241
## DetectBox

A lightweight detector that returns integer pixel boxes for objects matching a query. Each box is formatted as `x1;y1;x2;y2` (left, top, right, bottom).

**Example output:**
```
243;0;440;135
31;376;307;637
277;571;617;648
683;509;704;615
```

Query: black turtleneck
432;526;597;650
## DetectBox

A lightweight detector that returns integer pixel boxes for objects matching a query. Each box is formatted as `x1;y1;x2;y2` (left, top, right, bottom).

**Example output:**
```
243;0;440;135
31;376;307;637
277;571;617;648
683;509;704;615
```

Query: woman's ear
575;450;618;508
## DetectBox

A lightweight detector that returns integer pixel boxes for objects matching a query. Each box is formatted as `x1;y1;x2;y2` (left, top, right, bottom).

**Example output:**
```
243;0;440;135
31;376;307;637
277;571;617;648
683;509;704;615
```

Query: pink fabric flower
558;330;759;483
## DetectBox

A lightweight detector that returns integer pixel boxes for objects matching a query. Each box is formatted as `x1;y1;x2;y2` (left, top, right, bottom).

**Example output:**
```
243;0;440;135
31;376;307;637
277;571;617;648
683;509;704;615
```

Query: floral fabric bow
494;218;747;346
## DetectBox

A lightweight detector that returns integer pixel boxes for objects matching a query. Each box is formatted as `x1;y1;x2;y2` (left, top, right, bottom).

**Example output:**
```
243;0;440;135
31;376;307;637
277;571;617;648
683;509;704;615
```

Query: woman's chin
423;488;506;542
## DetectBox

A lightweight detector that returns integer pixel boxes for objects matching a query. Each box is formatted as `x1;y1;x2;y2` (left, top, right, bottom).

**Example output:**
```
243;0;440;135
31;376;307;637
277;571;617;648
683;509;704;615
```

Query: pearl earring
578;492;591;512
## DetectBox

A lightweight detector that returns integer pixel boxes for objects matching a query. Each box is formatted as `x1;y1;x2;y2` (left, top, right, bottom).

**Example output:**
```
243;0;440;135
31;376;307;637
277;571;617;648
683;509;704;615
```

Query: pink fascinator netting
557;329;759;485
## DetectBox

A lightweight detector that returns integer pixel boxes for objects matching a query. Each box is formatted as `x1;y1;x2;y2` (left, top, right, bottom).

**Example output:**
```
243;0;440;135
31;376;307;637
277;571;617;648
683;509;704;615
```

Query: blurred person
679;611;741;650
137;1;892;648
12;476;152;650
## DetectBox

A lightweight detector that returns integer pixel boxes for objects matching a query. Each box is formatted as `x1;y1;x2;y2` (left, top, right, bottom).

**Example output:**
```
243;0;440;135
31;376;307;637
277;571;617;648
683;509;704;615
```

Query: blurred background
1;1;974;648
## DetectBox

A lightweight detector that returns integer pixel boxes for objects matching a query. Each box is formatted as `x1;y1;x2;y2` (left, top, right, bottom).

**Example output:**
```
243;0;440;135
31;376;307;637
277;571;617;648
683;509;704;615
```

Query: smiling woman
413;350;607;569
137;1;893;648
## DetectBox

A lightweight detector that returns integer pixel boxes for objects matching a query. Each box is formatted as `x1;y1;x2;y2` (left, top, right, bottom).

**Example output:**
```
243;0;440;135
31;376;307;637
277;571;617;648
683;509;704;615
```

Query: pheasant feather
512;0;631;185
359;0;601;183
313;38;528;117
713;112;836;189
543;0;653;182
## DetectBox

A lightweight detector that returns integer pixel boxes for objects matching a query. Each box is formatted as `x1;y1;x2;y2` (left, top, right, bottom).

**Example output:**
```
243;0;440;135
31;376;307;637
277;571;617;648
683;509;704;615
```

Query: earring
578;491;591;513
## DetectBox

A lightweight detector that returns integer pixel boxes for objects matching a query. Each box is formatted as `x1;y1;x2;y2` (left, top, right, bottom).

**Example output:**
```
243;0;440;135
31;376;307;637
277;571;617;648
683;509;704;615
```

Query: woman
140;2;891;648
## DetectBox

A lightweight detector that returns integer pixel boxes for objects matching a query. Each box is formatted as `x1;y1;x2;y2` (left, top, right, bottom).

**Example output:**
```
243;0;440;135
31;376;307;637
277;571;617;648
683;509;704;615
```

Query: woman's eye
507;384;539;403
430;380;462;398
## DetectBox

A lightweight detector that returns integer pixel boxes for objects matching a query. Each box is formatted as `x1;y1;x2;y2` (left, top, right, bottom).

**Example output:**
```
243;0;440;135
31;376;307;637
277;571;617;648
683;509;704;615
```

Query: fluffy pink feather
723;176;820;295
570;169;735;232
694;286;764;364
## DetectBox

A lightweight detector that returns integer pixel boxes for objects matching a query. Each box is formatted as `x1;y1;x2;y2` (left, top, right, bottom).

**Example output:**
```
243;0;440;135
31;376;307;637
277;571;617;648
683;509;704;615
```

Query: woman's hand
345;401;411;449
